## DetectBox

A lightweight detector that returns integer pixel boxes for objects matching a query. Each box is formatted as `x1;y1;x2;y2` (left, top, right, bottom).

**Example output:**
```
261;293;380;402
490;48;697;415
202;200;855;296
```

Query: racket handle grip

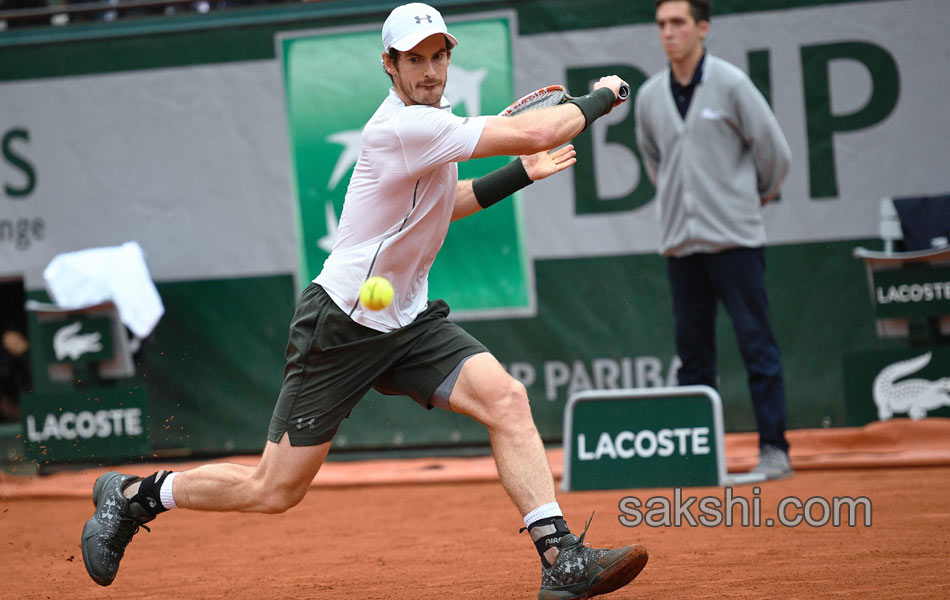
618;83;631;101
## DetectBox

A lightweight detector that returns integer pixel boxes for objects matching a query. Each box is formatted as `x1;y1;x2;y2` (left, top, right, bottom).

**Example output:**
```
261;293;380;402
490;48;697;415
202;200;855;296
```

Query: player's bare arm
470;76;626;159
453;75;623;221
451;144;577;222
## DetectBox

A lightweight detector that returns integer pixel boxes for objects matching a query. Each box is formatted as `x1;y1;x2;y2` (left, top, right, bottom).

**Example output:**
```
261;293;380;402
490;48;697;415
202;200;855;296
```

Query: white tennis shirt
315;89;487;332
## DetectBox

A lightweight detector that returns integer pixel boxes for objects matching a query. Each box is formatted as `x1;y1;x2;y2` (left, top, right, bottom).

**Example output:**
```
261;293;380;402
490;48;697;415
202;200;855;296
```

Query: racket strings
502;89;567;116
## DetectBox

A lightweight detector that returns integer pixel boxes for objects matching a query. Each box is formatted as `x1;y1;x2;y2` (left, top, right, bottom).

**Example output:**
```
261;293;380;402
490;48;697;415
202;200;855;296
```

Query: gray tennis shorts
267;283;488;446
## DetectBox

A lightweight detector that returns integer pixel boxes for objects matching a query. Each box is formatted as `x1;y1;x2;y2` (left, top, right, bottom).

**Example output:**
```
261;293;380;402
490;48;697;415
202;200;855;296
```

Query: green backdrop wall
2;0;948;458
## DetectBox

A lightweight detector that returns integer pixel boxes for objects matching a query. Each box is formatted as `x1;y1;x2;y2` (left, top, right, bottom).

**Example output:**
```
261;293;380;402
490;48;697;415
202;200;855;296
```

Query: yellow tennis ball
359;276;394;311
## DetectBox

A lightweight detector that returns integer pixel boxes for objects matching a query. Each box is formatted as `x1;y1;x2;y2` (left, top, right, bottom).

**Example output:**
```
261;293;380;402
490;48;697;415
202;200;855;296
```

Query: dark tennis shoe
538;516;648;600
81;471;155;586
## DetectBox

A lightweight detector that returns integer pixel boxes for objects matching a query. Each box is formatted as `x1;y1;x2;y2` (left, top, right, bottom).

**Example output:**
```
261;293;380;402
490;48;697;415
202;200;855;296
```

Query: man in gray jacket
635;0;793;479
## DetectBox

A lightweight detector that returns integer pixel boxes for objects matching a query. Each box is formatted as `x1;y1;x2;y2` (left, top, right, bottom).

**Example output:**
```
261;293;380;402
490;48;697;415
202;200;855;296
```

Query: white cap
382;3;458;52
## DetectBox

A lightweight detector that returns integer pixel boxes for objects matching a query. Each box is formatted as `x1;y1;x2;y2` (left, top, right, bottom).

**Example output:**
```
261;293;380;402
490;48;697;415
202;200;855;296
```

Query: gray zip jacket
635;54;791;257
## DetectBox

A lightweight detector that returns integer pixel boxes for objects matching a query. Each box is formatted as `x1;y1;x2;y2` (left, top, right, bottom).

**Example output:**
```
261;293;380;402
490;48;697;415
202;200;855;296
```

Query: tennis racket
499;83;631;117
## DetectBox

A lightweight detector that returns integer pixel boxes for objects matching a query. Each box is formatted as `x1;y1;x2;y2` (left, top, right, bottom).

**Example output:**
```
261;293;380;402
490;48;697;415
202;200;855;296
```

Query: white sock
159;471;178;510
523;502;563;528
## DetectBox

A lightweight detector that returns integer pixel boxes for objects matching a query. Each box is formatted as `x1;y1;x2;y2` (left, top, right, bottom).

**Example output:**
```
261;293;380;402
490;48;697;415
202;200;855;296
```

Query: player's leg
168;436;331;512
368;300;553;513
80;438;330;586
372;299;647;599
118;435;330;513
161;283;390;513
448;353;647;599
161;282;383;514
81;284;385;586
446;352;555;513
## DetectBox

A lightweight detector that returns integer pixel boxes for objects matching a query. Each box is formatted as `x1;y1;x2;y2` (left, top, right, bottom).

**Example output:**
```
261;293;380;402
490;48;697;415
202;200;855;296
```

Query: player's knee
486;378;533;430
254;480;307;514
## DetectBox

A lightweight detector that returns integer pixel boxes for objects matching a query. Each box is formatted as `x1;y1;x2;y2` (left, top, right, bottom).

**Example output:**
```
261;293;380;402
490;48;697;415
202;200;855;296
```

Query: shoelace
544;513;598;580
559;511;595;551
576;512;594;547
105;516;150;555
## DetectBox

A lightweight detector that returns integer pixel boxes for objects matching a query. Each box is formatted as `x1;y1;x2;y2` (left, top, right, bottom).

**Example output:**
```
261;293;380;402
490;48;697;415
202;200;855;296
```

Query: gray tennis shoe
538;517;648;600
751;444;793;480
81;471;154;586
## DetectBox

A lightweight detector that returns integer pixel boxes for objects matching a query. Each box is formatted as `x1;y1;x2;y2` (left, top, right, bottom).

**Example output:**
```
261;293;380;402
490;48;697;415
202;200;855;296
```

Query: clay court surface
2;421;950;599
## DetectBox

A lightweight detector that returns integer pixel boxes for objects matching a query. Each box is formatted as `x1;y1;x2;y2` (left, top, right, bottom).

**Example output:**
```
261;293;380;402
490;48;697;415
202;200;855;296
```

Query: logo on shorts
296;417;316;431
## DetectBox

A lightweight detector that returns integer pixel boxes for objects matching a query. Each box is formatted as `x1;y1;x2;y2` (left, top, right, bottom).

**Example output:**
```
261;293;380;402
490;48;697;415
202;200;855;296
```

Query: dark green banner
33;315;113;365
25;275;295;458
22;387;150;464
871;265;950;318
2;0;940;462
843;347;950;425
564;389;722;490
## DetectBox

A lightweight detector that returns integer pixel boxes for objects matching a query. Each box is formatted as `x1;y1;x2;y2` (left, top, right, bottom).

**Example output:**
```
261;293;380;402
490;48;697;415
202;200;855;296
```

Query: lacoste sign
873;351;950;420
53;321;104;361
576;427;711;461
34;315;112;366
21;388;150;464
870;266;950;319
562;387;728;490
875;282;950;305
26;407;143;442
843;347;950;426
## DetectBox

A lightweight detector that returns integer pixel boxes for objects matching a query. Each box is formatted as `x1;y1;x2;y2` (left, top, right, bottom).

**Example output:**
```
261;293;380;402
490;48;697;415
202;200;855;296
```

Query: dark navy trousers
666;247;789;451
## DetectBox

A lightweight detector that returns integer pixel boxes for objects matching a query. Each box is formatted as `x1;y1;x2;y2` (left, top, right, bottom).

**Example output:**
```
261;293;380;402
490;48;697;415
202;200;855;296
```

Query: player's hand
520;144;577;182
593;76;627;102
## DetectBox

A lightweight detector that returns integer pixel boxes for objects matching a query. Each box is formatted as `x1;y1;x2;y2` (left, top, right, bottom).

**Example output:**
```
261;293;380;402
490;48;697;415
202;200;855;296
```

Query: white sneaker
751;444;793;480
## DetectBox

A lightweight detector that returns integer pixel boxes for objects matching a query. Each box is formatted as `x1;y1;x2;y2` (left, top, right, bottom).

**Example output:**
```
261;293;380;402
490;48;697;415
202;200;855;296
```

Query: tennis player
81;4;647;598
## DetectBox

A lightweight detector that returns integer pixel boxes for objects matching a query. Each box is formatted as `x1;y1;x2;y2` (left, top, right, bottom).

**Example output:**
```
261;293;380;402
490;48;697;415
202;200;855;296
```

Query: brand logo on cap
382;3;458;52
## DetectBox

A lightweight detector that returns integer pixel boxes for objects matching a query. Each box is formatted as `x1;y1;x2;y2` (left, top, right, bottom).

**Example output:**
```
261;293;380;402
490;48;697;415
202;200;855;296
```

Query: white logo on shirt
700;108;723;120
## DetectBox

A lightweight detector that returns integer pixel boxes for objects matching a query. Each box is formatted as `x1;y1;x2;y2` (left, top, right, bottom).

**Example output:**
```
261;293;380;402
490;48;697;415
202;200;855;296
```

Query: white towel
43;242;165;339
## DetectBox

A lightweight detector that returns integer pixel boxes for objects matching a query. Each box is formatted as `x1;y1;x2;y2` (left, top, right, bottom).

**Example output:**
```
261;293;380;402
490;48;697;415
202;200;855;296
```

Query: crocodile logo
872;351;950;420
53;321;103;361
